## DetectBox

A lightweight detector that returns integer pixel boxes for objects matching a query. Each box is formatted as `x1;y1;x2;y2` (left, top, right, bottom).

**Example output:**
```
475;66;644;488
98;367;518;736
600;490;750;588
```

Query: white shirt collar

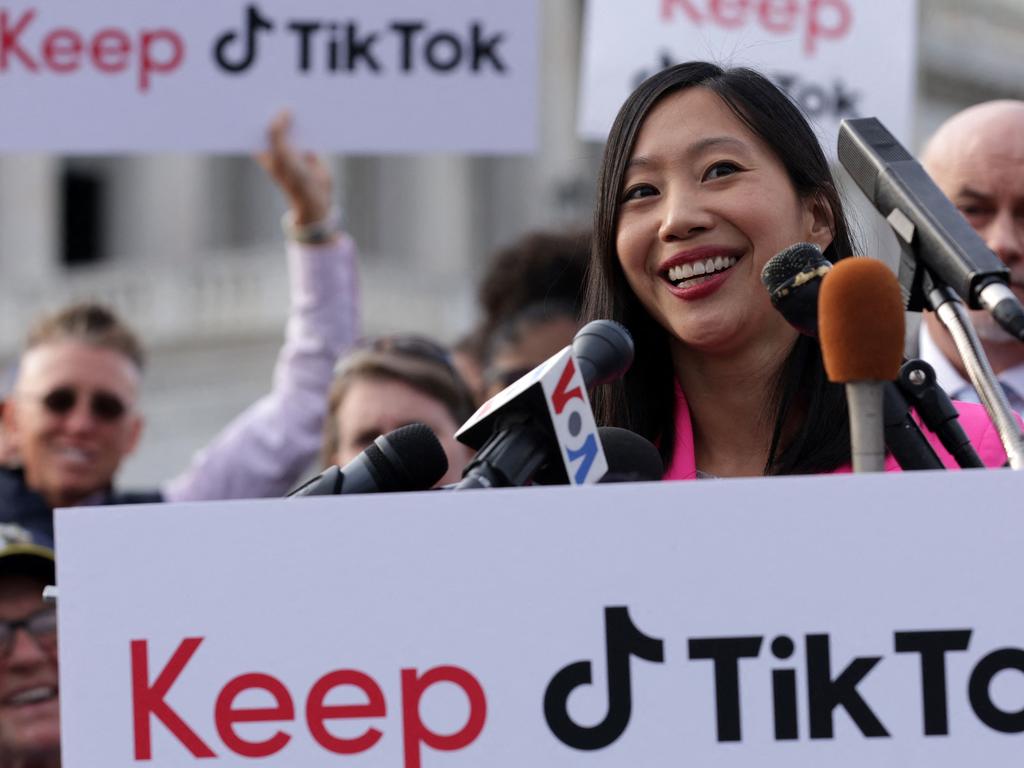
1001;360;1024;401
918;323;1024;405
918;323;972;398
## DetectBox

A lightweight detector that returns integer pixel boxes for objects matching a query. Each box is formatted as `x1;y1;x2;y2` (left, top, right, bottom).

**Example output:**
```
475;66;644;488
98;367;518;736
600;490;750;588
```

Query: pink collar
663;380;698;480
661;378;1010;479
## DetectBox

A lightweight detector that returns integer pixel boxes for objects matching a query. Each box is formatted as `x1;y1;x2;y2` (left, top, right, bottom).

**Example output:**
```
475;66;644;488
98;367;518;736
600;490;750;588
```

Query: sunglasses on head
41;387;127;422
350;334;458;376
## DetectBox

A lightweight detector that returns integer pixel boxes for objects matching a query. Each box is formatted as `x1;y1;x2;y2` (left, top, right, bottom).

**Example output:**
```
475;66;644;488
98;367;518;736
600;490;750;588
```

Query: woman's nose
658;188;715;242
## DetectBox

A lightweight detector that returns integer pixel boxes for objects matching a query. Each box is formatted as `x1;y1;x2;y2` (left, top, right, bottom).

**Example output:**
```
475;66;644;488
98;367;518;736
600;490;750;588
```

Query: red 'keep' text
661;0;853;55
0;9;185;91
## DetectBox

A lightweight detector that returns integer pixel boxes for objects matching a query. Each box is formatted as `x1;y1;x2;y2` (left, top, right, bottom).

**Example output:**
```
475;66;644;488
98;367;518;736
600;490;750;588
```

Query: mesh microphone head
597;427;664;482
761;242;829;299
761;242;832;336
366;423;449;492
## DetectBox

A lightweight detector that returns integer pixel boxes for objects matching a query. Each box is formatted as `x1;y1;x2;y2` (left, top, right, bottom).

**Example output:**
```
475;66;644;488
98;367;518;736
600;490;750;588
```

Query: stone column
0;155;61;284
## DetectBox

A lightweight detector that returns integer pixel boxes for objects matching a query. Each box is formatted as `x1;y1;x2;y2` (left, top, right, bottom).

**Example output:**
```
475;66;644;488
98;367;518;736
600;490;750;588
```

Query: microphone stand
454;413;553;490
897;359;984;469
881;203;1023;469
925;280;1024;469
882;383;943;470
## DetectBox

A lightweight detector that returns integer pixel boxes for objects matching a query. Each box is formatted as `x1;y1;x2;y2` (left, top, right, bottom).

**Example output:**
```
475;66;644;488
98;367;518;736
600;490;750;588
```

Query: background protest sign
56;470;1024;766
578;0;917;153
0;0;538;153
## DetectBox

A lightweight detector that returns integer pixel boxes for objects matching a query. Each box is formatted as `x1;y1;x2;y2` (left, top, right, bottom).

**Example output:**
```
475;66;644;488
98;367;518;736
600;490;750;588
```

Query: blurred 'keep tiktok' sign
0;1;538;153
579;0;917;153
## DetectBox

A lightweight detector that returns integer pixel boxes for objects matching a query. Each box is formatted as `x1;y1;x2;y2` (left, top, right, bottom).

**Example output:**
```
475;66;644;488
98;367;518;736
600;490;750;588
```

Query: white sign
579;0;917;152
0;1;538;153
56;470;1024;766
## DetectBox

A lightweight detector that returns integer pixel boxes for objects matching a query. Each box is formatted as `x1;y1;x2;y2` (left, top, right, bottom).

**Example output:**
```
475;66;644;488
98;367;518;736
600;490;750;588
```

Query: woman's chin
667;318;796;360
668;324;745;355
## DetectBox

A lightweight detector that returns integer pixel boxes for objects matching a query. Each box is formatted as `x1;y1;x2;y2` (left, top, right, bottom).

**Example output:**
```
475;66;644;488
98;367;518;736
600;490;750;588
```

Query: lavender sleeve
161;236;359;501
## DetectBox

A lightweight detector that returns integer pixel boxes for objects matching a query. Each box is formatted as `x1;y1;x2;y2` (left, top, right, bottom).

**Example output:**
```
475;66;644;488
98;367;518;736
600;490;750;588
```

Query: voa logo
545;354;605;484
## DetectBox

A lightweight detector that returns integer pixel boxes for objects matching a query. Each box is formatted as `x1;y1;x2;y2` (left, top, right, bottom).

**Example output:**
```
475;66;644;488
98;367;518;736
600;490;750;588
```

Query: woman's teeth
667;255;737;286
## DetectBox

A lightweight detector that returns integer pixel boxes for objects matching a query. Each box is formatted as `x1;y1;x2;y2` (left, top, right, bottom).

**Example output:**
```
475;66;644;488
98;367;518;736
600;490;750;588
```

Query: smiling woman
583;62;856;478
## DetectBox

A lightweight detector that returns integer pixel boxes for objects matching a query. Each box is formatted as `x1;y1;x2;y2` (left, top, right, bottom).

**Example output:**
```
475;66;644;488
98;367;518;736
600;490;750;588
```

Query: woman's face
332;375;472;487
615;87;833;356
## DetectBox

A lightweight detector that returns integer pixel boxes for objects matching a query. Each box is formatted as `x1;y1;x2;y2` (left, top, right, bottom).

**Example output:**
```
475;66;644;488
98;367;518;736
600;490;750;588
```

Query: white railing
0;243;475;357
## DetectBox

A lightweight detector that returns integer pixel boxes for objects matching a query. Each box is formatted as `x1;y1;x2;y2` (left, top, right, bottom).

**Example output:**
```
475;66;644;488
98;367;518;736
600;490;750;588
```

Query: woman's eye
622;184;657;202
704;161;741;181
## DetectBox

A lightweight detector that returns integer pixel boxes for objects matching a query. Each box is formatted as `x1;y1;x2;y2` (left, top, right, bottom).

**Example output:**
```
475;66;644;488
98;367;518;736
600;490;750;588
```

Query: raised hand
256;110;333;227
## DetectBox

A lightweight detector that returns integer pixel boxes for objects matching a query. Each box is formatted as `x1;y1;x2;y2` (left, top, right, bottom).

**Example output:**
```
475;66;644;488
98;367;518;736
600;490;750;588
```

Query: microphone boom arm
927;280;1024;469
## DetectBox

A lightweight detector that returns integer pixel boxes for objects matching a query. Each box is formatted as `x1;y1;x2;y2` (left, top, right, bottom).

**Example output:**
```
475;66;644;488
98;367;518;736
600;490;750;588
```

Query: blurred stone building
0;0;1021;487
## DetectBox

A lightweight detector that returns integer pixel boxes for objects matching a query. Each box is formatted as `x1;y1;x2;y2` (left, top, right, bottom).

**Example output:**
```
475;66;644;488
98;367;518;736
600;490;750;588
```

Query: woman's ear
803;192;835;253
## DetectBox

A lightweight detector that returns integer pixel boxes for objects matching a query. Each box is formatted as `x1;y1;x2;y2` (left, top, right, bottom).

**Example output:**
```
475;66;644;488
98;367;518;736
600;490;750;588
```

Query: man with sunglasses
0;306;152;539
0;525;59;768
0;110;360;535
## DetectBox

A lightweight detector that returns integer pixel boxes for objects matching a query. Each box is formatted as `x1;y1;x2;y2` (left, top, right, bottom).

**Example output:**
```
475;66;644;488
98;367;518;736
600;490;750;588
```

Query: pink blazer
664;382;1010;480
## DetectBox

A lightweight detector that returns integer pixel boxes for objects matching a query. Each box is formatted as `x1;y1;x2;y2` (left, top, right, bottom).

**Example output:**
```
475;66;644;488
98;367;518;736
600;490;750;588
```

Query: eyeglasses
0;608;57;660
39;387;127;422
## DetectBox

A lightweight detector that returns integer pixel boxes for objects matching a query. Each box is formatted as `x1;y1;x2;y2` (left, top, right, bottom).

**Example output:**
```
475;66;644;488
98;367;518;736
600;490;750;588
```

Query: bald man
918;100;1024;413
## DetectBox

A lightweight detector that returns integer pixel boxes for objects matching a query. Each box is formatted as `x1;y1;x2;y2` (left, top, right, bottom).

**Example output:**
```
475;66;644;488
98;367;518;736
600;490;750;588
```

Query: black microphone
838;117;1024;340
288;423;448;496
570;319;635;387
597;427;664;483
454;320;634;489
761;242;831;337
897;359;985;469
880;381;945;471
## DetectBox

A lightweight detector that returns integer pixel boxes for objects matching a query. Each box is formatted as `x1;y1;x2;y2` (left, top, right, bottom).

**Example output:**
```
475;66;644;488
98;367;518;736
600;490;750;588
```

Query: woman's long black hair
581;62;856;474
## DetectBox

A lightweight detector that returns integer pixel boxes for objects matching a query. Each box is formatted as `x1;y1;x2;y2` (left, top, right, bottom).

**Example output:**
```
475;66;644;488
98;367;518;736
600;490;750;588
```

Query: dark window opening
61;169;105;267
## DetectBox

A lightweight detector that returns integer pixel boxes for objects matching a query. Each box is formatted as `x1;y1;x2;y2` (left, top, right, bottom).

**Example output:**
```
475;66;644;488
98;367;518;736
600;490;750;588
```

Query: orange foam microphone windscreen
818;257;905;383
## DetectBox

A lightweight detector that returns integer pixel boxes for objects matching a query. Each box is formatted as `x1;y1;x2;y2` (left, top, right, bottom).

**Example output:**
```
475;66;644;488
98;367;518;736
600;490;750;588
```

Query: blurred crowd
0;111;590;766
0;112;592;522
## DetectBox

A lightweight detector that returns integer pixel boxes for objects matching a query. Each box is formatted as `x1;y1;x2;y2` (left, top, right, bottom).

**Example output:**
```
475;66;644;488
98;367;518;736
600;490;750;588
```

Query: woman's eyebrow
689;135;750;155
626;155;654;170
626;136;750;170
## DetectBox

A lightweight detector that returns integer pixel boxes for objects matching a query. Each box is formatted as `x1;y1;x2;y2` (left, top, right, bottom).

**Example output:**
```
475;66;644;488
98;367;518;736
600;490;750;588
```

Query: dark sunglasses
41;387;127;422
